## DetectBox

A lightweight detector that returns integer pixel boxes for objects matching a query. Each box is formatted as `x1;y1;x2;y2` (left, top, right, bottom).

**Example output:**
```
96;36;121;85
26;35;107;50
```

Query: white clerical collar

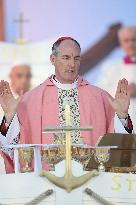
52;75;78;90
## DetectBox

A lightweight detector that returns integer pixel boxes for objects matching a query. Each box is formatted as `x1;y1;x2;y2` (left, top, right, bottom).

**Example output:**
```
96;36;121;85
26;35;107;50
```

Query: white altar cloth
0;168;136;204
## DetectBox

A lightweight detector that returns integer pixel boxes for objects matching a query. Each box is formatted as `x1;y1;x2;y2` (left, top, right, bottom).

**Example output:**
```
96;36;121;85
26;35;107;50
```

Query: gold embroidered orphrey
40;104;98;192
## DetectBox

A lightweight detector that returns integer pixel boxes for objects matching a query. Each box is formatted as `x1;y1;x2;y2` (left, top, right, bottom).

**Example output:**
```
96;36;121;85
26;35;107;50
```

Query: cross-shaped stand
40;104;98;192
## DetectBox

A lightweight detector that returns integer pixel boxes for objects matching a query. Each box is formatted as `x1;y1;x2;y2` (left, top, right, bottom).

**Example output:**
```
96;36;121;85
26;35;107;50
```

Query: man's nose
21;78;29;84
69;59;75;67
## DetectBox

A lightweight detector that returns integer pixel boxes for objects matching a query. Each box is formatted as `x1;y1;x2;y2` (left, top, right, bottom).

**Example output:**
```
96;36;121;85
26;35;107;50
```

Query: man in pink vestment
0;37;133;173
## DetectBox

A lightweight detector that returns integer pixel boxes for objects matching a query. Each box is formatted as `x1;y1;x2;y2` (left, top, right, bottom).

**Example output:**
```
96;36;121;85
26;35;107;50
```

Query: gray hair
52;38;81;56
52;43;60;55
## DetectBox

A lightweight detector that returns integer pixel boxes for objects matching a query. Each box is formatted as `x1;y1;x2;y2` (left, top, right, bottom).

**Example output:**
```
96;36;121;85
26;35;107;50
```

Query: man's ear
50;54;56;65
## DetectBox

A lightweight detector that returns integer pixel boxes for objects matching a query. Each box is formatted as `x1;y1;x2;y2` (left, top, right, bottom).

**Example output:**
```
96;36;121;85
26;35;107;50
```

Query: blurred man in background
0;62;32;173
97;26;136;131
0;62;32;115
9;62;32;97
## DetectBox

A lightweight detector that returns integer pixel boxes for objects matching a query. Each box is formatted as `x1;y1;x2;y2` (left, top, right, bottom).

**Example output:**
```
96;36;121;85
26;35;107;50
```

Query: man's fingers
116;78;128;97
0;80;12;96
116;80;122;95
120;78;128;95
4;81;12;95
3;82;9;95
0;80;4;95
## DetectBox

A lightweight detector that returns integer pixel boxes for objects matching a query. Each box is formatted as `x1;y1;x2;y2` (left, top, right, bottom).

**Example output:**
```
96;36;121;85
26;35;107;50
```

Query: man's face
50;40;81;83
119;29;136;57
10;65;32;94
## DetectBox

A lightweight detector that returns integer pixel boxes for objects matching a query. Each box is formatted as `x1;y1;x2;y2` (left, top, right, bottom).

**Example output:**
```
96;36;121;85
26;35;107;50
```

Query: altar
0;163;136;205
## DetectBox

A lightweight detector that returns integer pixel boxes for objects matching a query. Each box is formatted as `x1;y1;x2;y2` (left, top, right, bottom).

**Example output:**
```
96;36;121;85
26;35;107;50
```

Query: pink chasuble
17;75;115;169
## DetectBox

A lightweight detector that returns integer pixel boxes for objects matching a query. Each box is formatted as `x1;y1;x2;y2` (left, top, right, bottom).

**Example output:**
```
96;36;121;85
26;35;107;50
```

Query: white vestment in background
97;59;136;132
